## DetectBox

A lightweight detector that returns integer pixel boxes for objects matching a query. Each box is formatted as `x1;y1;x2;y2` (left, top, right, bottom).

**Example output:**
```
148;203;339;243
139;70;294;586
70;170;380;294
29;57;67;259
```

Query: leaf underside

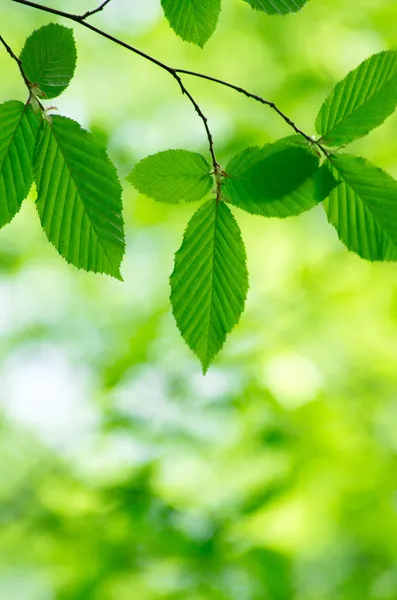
243;0;309;15
0;101;40;228
171;199;248;372
223;140;336;217
20;23;77;99
34;115;125;278
161;0;221;47
127;149;213;203
316;50;397;146
325;154;397;261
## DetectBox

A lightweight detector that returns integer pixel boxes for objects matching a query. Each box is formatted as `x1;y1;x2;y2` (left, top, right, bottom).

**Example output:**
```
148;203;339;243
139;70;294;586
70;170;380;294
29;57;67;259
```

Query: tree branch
10;0;220;174
80;0;112;21
0;33;31;89
174;69;321;149
9;0;328;167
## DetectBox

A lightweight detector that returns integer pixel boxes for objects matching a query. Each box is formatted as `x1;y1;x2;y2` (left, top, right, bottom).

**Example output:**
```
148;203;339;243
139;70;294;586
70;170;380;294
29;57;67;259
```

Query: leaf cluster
129;51;397;370
2;3;397;371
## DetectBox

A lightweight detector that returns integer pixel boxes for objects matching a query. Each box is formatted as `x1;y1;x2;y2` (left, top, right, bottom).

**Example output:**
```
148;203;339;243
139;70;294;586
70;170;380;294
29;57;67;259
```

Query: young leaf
20;23;77;99
316;51;397;147
127;149;213;204
0;101;40;228
325;154;397;261
161;0;221;47
243;0;309;15
223;140;336;218
34;115;125;278
170;199;248;372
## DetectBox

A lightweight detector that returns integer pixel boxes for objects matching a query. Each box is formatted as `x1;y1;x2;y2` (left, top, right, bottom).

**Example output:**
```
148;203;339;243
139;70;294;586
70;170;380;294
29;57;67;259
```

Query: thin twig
0;33;31;88
80;0;112;21
174;69;329;156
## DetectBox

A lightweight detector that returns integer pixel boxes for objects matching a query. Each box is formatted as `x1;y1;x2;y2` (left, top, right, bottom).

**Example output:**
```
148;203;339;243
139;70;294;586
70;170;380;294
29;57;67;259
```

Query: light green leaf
34;115;125;278
0;101;40;228
161;0;221;47
243;0;309;15
325;154;397;261
223;139;336;218
127;149;213;204
316;51;397;147
20;23;77;99
170;199;248;372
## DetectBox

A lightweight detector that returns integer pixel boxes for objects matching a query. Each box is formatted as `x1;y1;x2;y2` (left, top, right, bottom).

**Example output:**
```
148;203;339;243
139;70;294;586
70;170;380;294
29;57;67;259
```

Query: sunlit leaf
34;115;125;278
325;154;397;261
243;0;309;15
171;199;248;372
316;51;397;146
0;101;40;228
161;0;221;47
20;23;77;99
127;149;213;203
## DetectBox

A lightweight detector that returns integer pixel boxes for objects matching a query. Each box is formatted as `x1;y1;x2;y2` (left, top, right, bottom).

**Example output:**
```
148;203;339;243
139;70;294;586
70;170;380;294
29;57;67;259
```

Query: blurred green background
2;0;397;598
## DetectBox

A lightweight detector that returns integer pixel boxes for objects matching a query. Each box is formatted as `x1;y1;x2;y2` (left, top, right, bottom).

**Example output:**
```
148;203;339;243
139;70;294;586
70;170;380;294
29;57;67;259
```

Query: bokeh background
1;0;397;598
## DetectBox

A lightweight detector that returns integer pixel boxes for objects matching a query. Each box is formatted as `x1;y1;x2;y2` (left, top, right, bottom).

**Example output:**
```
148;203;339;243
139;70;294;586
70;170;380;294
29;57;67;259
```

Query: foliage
2;1;397;370
2;2;397;599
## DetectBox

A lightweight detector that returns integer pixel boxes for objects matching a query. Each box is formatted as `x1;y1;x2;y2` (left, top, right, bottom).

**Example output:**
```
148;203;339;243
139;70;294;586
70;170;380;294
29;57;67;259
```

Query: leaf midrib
49;121;119;271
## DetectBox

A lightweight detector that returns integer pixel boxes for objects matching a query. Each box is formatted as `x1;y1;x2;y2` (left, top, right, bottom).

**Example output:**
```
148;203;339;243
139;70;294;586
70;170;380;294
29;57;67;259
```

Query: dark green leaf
20;23;77;99
223;140;335;217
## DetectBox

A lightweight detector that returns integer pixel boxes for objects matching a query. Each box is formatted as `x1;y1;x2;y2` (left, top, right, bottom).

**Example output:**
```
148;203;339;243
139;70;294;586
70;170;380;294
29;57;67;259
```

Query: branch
9;0;328;167
174;69;321;149
0;33;31;89
10;0;220;174
80;0;112;21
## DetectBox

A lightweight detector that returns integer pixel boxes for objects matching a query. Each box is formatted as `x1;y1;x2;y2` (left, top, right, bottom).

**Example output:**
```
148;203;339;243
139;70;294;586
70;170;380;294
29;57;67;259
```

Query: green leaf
223;139;336;218
0;101;40;228
325;154;397;261
170;199;248;372
161;0;221;47
20;23;77;99
127;149;213;204
34;115;125;278
243;0;309;15
316;51;397;147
